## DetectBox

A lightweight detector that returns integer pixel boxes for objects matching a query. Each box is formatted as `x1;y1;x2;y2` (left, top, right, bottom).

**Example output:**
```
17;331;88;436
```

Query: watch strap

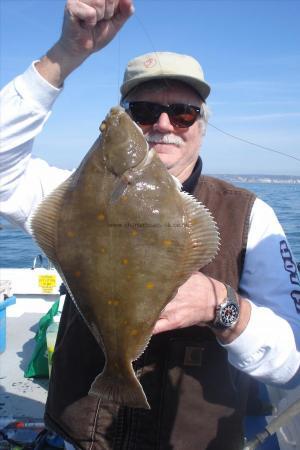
210;284;240;329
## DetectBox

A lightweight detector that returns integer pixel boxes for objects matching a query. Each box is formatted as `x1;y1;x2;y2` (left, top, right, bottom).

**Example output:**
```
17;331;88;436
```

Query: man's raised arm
0;0;134;232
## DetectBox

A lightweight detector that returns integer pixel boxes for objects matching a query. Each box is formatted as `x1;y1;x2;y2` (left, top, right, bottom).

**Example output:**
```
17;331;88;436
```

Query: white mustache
144;132;184;147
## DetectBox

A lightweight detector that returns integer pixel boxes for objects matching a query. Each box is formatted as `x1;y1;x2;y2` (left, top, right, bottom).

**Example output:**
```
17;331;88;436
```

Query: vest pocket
158;337;244;450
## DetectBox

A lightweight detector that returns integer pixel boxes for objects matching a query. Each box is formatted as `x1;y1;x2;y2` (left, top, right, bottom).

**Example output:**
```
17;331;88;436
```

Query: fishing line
208;122;300;163
133;14;162;69
125;11;300;166
122;13;174;96
117;34;121;103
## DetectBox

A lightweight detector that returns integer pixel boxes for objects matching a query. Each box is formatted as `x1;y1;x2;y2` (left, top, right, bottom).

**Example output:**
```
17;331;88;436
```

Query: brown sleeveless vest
44;176;256;450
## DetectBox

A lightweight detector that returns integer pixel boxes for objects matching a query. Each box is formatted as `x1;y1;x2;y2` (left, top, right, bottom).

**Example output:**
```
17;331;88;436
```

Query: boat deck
0;267;60;427
0;311;49;423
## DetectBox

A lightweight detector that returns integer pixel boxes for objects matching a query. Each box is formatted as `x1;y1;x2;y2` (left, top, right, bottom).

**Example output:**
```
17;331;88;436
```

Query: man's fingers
112;0;134;29
119;0;135;16
67;0;99;27
104;0;118;19
152;318;172;335
61;0;134;59
67;0;133;26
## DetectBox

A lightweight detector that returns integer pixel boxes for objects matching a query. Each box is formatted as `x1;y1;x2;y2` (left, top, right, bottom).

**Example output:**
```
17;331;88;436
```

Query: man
1;1;300;449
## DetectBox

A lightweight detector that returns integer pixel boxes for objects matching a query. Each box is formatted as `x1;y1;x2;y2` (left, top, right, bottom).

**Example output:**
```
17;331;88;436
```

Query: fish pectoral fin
110;175;131;203
179;191;220;274
89;361;150;409
30;175;73;264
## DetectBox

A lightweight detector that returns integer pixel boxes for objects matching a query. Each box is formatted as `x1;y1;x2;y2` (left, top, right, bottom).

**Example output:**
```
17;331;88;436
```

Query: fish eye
99;121;107;132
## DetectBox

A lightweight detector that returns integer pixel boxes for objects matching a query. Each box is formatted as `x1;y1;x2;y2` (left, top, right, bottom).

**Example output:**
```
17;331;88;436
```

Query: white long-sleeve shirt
1;63;300;386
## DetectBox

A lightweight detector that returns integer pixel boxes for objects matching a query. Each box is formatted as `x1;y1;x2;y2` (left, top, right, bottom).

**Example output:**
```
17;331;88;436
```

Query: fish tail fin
89;363;150;410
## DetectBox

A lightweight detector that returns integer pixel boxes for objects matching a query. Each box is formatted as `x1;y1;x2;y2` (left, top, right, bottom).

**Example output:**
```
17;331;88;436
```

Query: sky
1;0;300;175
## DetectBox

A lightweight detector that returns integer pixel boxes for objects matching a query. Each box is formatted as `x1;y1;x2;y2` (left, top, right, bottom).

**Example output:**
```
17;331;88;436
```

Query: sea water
0;182;299;267
237;182;300;262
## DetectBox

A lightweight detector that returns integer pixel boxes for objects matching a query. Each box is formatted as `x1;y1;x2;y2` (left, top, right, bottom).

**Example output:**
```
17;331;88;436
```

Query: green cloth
24;300;59;378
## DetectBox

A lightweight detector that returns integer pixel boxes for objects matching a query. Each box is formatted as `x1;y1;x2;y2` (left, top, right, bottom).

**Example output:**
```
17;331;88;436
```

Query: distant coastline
211;174;300;184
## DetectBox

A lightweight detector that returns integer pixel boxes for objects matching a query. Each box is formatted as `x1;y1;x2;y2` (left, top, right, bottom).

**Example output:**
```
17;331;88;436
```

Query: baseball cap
120;52;211;101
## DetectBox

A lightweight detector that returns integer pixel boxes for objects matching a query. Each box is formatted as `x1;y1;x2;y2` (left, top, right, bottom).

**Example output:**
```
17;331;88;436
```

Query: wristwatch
211;284;240;329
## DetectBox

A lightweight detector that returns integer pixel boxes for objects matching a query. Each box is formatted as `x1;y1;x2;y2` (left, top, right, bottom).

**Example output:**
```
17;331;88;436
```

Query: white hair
144;132;185;147
200;102;211;135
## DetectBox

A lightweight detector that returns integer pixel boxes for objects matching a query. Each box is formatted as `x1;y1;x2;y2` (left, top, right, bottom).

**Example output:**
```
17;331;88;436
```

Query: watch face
220;302;239;327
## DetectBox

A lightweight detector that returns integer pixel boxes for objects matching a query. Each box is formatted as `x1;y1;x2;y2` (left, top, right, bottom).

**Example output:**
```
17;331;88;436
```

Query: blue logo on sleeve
280;240;300;314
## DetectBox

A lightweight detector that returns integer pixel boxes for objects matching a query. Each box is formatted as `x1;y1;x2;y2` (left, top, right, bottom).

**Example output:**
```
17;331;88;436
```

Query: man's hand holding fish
152;272;251;344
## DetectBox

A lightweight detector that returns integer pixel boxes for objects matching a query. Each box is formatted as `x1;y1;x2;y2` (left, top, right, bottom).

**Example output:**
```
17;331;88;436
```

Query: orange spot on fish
100;247;106;254
163;239;172;247
130;329;138;336
97;213;105;221
131;230;138;236
67;230;76;238
108;299;119;306
122;258;129;265
146;282;154;289
74;271;81;277
122;196;128;202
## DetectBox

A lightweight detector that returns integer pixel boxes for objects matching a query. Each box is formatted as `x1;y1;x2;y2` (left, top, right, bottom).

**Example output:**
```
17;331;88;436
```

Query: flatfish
31;106;219;409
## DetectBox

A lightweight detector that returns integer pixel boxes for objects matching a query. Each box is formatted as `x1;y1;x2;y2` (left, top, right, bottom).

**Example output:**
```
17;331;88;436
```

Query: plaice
31;106;220;409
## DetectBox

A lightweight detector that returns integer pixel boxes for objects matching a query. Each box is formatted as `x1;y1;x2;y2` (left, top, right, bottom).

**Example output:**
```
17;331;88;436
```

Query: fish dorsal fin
30;175;73;264
171;174;183;191
177;191;220;279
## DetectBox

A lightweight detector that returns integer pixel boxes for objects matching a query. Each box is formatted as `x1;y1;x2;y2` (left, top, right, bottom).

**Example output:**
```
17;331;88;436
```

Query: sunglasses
122;101;202;128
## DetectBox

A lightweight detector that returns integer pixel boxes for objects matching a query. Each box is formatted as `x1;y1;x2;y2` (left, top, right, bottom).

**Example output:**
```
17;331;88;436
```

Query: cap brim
121;74;211;102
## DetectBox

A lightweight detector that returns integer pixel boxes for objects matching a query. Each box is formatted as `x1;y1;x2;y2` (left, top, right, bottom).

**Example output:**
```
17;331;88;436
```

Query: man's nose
153;112;174;132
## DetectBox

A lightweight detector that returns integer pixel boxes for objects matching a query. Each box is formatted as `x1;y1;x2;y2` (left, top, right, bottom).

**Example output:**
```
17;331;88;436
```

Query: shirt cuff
221;300;300;384
14;61;62;112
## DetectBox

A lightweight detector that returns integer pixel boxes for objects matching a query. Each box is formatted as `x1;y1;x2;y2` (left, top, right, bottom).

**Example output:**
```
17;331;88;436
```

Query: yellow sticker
38;275;57;293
